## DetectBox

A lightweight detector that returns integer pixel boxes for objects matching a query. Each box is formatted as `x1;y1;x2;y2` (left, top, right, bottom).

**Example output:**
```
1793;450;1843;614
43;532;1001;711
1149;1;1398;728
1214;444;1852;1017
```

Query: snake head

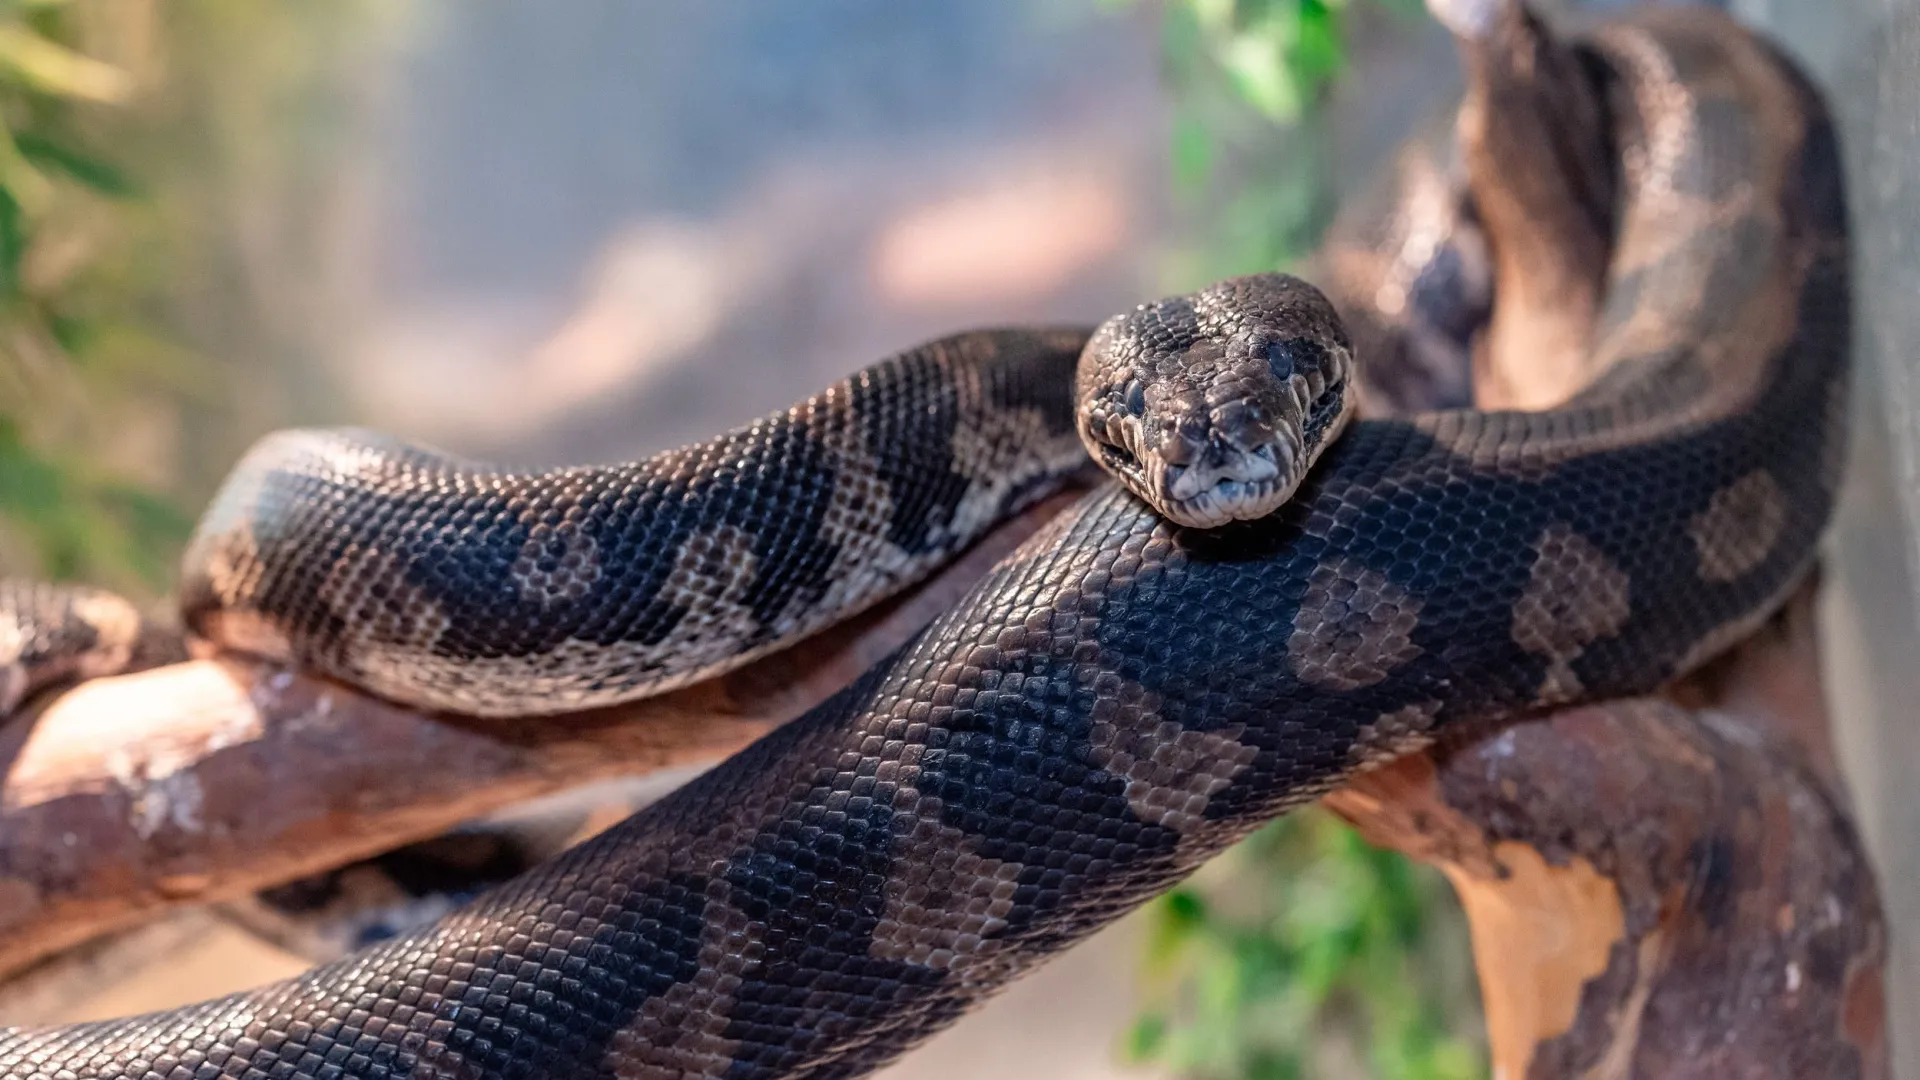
1076;273;1356;529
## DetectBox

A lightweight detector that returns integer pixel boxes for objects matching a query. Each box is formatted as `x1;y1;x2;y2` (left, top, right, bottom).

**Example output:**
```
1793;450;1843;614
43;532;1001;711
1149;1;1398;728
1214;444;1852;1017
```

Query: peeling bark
1326;577;1889;1078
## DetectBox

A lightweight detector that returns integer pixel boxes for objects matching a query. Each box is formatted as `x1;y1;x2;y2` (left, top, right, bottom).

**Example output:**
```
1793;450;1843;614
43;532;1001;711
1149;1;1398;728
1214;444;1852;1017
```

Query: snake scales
0;1;1850;1077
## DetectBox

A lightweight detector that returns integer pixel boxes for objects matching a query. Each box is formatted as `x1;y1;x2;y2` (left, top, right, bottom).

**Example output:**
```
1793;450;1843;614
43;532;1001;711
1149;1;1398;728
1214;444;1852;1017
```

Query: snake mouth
1097;439;1148;490
1157;443;1301;529
1161;477;1291;529
1156;377;1351;530
1089;361;1351;530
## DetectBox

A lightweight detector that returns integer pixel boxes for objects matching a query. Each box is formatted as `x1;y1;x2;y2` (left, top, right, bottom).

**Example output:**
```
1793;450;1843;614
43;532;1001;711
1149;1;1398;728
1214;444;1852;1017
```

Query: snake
0;0;1850;1076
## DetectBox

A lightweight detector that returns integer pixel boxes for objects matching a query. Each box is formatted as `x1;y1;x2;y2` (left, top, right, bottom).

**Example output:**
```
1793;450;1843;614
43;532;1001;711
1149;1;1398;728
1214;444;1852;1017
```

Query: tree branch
1323;577;1889;1078
0;486;1090;982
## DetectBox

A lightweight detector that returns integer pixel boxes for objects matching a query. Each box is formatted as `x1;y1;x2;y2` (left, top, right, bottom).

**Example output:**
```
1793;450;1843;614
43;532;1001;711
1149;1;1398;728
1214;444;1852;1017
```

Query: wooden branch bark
0;486;1090;983
1323;578;1889;1079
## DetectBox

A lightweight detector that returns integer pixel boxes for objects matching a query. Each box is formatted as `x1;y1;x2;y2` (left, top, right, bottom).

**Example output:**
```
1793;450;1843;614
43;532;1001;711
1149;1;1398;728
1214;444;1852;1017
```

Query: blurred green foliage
1109;0;1425;286
1104;2;1489;1077
0;0;194;595
1125;815;1485;1080
0;0;384;599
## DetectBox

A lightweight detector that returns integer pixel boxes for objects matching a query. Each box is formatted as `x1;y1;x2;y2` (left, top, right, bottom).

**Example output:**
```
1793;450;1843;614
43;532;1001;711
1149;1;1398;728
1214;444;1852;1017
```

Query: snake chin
1086;370;1356;530
1159;473;1295;530
1094;433;1149;494
1152;377;1354;530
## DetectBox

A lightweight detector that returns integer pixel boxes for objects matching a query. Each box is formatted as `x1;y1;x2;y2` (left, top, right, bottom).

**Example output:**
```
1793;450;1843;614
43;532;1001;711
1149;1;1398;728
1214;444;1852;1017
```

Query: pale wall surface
1730;3;1920;1075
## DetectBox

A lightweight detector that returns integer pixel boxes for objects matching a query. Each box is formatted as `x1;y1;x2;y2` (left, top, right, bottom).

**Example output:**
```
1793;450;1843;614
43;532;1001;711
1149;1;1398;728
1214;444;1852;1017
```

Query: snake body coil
0;4;1850;1077
175;330;1095;718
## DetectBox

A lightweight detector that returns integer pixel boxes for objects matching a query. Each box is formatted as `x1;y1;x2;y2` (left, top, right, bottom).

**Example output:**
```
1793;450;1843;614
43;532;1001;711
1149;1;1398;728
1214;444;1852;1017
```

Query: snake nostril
1205;435;1236;468
1216;404;1274;449
1158;429;1199;465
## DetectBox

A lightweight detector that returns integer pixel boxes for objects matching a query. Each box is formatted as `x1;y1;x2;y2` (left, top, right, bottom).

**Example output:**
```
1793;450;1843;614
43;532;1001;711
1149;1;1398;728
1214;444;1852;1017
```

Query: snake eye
1122;380;1147;416
1264;341;1296;380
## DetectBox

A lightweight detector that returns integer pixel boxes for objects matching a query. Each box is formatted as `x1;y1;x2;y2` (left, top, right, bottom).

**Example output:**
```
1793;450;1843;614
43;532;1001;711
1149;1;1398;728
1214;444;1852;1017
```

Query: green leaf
1188;0;1235;36
1247;1050;1304;1080
0;23;131;103
1294;1;1348;86
1171;112;1214;191
0;120;52;213
0;185;23;295
0;418;61;515
1120;1013;1167;1062
15;131;137;197
1162;887;1210;930
1221;33;1300;121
